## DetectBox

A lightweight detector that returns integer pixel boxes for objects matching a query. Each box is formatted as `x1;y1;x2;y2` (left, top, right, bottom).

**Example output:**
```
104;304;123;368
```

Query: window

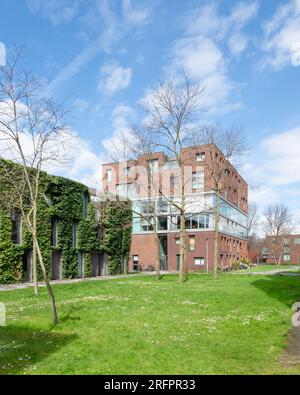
123;167;130;176
133;255;139;271
141;217;153;232
194;257;204;266
170;175;178;189
190;215;198;229
51;217;58;247
11;210;22;245
106;169;112;183
157;199;168;213
283;254;291;262
83;192;89;218
295;238;300;245
196;152;205;161
262;247;269;255
148;159;159;174
192;171;204;189
189;235;195;251
175;237;180;245
157;216;168;231
225;169;230;176
283;238;290;245
72;222;78;247
283;246;290;254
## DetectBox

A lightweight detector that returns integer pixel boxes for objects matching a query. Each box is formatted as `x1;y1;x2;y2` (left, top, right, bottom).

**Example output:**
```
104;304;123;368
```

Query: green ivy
0;159;133;284
101;199;132;275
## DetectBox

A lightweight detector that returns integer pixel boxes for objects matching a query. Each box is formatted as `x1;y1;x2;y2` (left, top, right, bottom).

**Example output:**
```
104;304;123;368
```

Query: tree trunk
32;241;39;296
32;207;39;296
179;161;186;283
213;186;221;279
34;237;59;325
154;231;161;280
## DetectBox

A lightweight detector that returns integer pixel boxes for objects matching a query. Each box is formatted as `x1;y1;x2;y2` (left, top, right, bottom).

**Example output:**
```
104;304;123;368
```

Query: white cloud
26;0;82;26
102;104;135;159
73;99;89;113
46;0;151;92
168;1;258;114
261;0;300;69
98;63;132;95
260;126;300;185
0;42;6;66
122;0;150;26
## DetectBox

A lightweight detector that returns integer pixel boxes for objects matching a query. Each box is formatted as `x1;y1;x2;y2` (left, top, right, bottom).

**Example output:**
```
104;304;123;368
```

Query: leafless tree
132;76;204;283
0;49;69;325
188;125;246;277
248;203;258;237
263;204;293;265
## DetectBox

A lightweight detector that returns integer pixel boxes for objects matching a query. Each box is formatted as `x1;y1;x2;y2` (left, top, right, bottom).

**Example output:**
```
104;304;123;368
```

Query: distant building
252;235;300;265
102;144;248;272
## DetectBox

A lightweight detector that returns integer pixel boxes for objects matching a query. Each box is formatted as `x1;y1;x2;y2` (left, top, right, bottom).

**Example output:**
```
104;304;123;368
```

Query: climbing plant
101;198;132;275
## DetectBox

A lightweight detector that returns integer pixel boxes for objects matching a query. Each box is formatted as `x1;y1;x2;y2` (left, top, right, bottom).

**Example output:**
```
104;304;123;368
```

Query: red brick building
253;235;300;265
102;144;248;272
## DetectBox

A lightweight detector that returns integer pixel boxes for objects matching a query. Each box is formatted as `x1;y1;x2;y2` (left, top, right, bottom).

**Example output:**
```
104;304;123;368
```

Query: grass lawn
0;273;300;375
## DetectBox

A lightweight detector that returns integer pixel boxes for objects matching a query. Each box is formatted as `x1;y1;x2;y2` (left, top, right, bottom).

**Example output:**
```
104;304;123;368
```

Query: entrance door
22;249;32;282
92;253;107;276
51;251;62;280
159;236;168;270
78;252;84;278
176;254;180;271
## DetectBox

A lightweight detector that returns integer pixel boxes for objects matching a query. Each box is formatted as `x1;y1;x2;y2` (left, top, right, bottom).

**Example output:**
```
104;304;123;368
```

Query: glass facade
132;192;248;239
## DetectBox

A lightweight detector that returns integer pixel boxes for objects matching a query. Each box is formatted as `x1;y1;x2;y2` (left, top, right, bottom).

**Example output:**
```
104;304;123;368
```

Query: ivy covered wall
0;160;132;284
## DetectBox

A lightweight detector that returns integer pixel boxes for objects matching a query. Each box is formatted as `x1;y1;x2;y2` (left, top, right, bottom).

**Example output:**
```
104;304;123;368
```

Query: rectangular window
189;235;196;251
196;152;205;161
157;216;168;231
192;171;204;189
83;192;89;218
11;210;22;245
283;254;291;262
72;222;78;247
283;238;290;245
295;238;300;245
51;217;58;247
194;257;204;266
148;159;159;174
133;255;139;271
175;237;180;245
262;247;269;255
106;169;112;182
283;246;290;254
190;215;198;229
123;167;130;176
170;175;178;189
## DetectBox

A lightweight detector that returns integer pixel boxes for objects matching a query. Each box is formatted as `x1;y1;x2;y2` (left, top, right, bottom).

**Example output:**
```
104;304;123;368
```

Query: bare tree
0;49;69;325
188;125;247;278
133;76;204;283
263;204;293;265
248;203;258;237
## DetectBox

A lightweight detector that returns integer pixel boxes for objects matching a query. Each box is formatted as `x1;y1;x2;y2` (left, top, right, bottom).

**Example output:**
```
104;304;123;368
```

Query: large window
51;217;58;247
295;238;300;245
83;192;89;218
72;221;78;247
192;171;204;189
148;159;159;174
106;169;112;183
194;257;204;266
11;210;22;245
189;235;195;251
157;216;168;231
196;152;205;162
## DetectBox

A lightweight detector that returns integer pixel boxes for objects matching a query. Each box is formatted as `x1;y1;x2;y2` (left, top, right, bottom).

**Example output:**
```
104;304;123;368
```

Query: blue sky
1;0;300;229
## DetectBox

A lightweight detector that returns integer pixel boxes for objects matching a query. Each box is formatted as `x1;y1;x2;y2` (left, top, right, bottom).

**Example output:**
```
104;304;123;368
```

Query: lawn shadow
252;275;300;307
0;324;77;374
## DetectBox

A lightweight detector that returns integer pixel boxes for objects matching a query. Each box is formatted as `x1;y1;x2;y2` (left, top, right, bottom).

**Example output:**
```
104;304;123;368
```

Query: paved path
280;321;300;366
230;267;300;276
0;271;179;292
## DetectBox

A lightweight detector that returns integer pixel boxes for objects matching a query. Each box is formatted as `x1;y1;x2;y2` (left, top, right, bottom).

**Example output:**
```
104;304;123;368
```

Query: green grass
0;273;300;375
235;265;300;272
